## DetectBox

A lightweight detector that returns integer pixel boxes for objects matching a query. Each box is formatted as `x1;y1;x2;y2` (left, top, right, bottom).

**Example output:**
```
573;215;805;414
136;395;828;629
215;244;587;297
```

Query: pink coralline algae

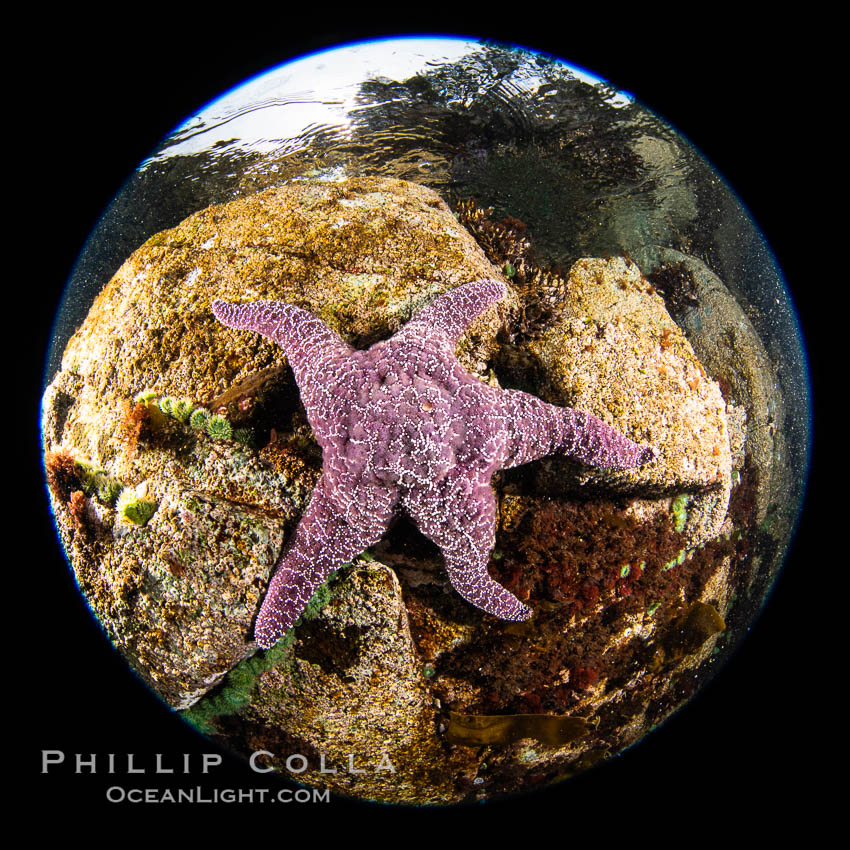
212;280;656;648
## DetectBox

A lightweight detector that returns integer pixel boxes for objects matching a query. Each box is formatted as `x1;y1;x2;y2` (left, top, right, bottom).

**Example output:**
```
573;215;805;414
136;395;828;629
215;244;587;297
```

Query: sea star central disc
213;280;656;648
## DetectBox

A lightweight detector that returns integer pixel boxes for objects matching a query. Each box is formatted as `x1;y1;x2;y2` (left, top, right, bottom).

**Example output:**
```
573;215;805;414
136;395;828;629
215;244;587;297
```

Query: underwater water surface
41;36;811;806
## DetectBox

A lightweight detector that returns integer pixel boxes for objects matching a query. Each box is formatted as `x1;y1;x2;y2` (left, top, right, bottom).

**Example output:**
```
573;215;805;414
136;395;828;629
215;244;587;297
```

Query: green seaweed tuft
662;547;691;571
294;579;333;626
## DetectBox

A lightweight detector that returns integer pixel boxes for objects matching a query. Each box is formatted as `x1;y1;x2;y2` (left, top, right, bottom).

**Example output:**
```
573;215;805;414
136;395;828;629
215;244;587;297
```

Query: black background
21;13;825;829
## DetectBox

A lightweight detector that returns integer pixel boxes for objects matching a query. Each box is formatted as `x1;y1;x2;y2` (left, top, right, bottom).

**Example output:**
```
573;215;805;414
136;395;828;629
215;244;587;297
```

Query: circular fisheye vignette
39;36;808;804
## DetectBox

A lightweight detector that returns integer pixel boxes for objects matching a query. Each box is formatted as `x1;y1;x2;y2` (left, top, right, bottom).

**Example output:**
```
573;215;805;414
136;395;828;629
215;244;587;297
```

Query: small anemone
116;485;157;526
134;389;158;405
233;427;253;446
172;398;195;423
75;461;124;507
158;396;177;416
206;414;233;441
189;407;211;431
94;471;124;506
671;494;690;533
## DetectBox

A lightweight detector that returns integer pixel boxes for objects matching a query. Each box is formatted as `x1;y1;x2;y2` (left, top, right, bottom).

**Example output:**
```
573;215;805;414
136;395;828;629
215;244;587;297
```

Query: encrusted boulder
42;177;512;707
526;256;732;547
647;247;788;529
226;560;480;803
43;178;745;803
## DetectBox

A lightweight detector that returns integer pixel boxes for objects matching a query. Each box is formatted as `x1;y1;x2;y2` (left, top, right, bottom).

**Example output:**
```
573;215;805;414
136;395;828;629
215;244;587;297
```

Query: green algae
662;547;691;571
135;387;240;445
232;427;254;446
182;632;298;735
158;396;177;417
295;579;333;625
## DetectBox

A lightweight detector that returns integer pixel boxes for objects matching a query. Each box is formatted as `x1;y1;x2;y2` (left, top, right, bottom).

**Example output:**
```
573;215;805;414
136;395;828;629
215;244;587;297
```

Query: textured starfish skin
212;280;656;648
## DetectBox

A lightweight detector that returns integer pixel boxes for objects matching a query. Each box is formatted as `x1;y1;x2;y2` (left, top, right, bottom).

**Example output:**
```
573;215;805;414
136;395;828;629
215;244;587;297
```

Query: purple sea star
212;280;656;648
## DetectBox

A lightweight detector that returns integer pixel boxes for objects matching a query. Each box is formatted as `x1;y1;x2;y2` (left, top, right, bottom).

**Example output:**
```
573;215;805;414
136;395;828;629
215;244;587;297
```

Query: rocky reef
42;177;784;803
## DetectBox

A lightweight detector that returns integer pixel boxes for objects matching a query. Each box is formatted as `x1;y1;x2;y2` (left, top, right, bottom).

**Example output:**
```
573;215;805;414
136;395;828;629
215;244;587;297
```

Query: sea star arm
400;279;507;348
211;299;353;389
403;471;531;621
498;389;657;470
253;474;396;649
